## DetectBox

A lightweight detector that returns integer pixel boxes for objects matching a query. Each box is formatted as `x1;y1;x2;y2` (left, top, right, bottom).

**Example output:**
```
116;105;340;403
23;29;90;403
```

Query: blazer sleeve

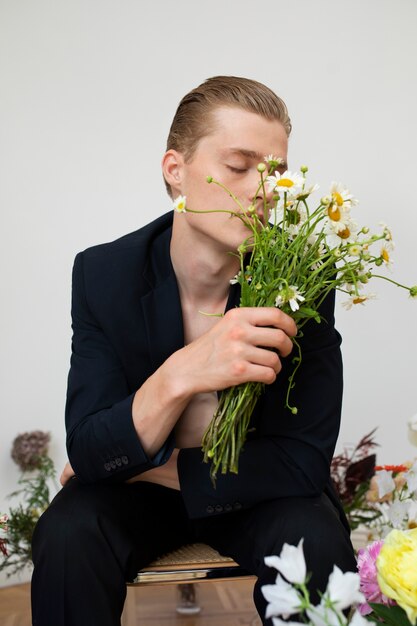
177;289;343;519
65;252;174;483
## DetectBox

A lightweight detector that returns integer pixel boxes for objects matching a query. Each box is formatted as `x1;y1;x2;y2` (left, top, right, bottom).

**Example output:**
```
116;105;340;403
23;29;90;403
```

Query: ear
161;149;184;196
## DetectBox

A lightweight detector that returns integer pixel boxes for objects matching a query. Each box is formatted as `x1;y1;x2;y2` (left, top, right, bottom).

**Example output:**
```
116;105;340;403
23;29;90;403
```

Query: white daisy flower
325;217;358;249
341;293;377;310
287;224;301;239
348;243;362;257
229;271;241;285
264;154;285;167
266;170;305;197
275;285;305;312
380;241;394;268
173;195;187;213
324;203;352;230
269;201;307;233
379;222;393;241
329;182;358;210
294;183;319;201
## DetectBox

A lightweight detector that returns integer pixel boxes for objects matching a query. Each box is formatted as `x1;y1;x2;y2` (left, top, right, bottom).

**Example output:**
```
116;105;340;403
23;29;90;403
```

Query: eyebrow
226;148;288;168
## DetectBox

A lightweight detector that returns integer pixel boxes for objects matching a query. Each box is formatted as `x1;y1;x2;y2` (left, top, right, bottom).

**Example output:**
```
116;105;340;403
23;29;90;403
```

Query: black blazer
66;211;345;521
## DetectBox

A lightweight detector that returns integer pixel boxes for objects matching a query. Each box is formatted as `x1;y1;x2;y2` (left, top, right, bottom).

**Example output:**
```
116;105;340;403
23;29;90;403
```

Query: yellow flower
377;528;417;625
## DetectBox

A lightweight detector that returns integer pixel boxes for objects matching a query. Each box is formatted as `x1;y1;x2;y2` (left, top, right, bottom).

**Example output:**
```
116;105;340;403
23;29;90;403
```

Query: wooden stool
122;542;255;624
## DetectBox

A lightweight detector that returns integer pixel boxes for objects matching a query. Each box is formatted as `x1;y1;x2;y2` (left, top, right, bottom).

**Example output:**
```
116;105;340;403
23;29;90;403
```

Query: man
31;76;356;625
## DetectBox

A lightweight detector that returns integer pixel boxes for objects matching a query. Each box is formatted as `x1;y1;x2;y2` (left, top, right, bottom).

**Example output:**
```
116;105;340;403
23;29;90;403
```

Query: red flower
374;464;409;473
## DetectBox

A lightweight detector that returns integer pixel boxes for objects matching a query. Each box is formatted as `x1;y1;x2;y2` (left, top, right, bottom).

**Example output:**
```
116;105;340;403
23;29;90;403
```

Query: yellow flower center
328;205;341;221
382;248;390;263
353;296;367;305
277;178;294;188
338;227;351;239
332;191;344;206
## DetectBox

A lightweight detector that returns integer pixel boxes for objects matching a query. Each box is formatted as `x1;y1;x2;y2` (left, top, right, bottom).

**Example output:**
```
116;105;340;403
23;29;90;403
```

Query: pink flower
357;540;395;615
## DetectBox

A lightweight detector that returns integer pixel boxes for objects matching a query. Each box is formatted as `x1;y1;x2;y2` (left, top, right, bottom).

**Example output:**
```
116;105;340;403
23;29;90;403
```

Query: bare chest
174;300;225;449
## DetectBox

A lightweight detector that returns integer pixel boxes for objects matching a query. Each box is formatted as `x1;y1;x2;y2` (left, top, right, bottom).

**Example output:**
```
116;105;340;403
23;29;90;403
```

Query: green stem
370;273;412;291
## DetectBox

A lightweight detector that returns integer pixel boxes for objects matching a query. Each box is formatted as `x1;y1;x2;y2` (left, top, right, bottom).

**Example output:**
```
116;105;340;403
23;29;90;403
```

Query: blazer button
206;505;214;514
104;462;111;471
215;504;224;513
115;457;122;466
110;460;117;469
233;501;243;511
121;455;129;465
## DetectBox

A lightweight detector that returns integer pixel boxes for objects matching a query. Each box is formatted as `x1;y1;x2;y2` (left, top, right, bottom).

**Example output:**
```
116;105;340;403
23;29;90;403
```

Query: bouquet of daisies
175;157;416;482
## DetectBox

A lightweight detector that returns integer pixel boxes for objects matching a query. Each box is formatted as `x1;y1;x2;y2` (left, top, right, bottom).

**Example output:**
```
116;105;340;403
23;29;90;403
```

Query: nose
246;167;273;220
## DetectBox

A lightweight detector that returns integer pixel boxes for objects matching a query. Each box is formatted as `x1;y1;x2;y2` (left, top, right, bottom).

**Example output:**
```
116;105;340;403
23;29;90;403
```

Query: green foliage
367;602;412;625
0;455;56;576
330;429;380;531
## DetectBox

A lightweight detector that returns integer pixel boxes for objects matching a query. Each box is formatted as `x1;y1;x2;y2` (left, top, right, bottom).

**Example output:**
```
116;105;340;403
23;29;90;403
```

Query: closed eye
227;166;248;174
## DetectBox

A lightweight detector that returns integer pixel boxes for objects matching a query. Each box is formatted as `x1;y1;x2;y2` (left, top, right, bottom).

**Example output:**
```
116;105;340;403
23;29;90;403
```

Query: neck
170;218;240;307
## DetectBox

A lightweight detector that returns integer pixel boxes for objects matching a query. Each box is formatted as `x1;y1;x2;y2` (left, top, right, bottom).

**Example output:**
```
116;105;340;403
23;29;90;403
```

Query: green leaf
291;307;321;323
368;603;413;626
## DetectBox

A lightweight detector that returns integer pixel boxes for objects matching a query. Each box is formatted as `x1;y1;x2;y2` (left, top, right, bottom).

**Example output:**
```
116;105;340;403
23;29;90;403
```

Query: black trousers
31;479;356;626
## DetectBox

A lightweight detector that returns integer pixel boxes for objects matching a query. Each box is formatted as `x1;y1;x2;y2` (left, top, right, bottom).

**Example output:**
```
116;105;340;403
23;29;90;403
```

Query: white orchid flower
386;499;411;527
307;603;346;626
350;610;373;625
325;566;365;611
375;469;396;498
262;574;302;619
271;618;303;626
405;459;417;493
264;538;307;584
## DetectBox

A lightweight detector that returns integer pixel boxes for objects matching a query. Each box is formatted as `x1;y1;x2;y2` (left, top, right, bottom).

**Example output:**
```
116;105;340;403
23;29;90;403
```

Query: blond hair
164;76;292;196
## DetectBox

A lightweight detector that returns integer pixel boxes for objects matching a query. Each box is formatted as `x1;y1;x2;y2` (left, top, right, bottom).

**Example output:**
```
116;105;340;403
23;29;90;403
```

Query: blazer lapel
140;226;185;372
139;219;242;374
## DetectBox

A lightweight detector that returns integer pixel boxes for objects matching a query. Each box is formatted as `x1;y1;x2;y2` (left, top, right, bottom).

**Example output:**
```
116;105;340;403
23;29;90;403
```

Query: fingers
59;462;75;486
226;306;297;338
177;305;297;395
224;307;296;356
221;307;296;386
228;359;279;385
248;326;294;357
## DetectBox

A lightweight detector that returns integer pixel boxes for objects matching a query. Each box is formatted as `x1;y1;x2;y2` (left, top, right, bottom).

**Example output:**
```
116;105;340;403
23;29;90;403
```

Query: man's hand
126;448;180;490
59;451;180;490
171;306;297;396
60;461;75;486
131;307;296;460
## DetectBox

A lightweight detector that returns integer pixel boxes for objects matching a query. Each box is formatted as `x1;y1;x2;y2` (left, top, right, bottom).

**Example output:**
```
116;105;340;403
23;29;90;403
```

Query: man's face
172;106;289;255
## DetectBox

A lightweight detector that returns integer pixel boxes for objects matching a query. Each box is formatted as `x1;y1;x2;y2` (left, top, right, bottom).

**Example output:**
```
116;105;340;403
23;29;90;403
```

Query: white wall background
1;0;416;586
